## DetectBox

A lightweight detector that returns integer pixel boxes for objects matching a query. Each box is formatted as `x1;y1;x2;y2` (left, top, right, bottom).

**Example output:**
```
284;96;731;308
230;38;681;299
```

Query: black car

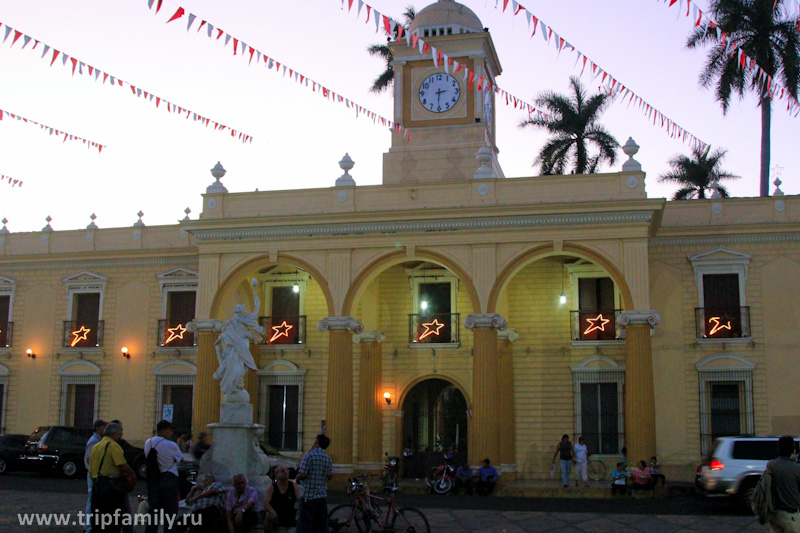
23;426;93;478
0;434;29;475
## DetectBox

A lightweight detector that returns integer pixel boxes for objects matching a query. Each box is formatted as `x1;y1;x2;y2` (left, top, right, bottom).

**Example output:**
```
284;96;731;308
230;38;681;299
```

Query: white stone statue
213;278;263;403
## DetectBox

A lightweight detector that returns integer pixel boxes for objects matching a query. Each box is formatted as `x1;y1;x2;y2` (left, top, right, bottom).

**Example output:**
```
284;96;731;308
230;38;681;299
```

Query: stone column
318;316;364;472
619;310;660;466
354;331;385;471
188;319;223;440
464;313;507;466
497;328;518;474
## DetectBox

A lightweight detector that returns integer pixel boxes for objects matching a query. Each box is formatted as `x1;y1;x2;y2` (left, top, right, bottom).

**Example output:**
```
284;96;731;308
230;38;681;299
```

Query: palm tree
520;76;619;175
658;146;740;199
367;6;415;94
686;0;800;197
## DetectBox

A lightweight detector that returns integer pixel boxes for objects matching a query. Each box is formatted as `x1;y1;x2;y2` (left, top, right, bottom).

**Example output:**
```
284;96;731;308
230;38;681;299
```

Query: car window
29;427;50;441
732;440;778;460
48;428;70;444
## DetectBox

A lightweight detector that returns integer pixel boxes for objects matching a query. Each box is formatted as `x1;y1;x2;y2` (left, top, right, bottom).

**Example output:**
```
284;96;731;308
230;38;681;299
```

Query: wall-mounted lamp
384;392;392;405
26;348;36;359
121;347;130;359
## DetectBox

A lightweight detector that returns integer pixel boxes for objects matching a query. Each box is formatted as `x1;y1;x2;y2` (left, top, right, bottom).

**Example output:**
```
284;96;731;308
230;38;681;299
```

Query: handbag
93;442;128;498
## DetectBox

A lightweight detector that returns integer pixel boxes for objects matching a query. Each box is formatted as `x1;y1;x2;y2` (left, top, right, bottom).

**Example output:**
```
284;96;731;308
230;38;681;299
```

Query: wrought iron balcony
62;320;104;348
409;313;460;344
258;316;306;345
157;319;197;348
0;321;12;348
570;310;623;341
695;307;750;339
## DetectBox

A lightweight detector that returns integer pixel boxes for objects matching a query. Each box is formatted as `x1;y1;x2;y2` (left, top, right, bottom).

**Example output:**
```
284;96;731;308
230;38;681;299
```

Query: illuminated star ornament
583;314;611;335
165;323;188;344
269;321;294;343
708;317;732;336
419;318;445;340
70;326;91;347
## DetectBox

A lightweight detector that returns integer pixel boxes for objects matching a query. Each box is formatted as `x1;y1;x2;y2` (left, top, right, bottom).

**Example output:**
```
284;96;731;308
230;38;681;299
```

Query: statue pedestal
199;402;272;501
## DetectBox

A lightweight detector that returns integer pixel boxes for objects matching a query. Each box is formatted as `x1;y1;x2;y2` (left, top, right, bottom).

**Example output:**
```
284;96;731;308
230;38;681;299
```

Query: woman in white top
573;436;589;487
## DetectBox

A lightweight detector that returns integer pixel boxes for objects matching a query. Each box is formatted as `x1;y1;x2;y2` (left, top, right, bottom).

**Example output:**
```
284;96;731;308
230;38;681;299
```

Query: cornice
651;233;800;247
190;211;654;242
0;255;198;271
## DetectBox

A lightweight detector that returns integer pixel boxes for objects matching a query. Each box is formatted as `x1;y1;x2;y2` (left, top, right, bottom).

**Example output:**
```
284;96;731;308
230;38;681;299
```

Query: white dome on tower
408;0;484;37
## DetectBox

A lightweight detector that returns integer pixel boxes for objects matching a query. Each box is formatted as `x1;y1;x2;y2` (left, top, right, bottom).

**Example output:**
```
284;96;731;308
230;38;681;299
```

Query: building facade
0;1;798;481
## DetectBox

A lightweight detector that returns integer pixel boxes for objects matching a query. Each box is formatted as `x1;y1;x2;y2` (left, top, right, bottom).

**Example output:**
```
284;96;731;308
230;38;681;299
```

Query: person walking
768;435;800;532
552;434;574;488
88;422;135;533
144;420;183;533
296;434;333;533
84;419;106;532
264;465;301;532
573;436;589;487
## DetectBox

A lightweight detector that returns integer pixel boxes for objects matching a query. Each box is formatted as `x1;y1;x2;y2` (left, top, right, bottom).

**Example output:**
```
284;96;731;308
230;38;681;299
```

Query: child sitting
610;462;627;496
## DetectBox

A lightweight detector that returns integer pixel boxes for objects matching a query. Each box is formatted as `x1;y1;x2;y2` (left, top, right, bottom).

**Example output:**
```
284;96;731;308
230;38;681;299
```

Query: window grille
698;370;754;455
572;369;625;455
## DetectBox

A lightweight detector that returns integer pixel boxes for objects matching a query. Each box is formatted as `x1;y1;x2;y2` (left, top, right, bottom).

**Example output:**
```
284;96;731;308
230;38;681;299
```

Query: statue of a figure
213;278;263;402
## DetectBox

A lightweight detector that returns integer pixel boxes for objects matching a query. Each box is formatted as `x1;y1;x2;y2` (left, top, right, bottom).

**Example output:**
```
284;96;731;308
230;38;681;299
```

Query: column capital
187;319;223;333
353;331;386;343
618;310;660;328
318;316;364;334
498;328;519;342
463;313;507;331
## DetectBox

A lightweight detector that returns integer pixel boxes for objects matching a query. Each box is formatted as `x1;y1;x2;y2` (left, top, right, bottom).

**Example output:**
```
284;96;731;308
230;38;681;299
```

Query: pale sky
0;0;797;233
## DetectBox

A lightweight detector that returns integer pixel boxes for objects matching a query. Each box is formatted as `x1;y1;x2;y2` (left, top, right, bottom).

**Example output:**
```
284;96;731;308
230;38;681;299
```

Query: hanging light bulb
420;301;428;312
559;257;567;305
293;282;300;293
560;292;567;305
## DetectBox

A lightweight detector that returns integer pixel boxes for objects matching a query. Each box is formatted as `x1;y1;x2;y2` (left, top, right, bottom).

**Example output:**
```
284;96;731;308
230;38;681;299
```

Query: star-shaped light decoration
165;323;188;344
269;321;294;343
583;314;611;336
419;318;445;340
70;326;91;347
708;316;732;336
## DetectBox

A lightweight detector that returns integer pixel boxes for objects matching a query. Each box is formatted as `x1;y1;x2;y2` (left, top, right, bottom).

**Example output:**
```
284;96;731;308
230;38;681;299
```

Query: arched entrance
401;378;467;478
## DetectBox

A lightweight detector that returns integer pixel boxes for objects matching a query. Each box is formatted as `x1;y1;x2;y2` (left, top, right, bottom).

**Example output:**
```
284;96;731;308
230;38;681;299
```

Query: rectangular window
162;384;193;434
702;274;743;337
68;293;101;347
577;278;616;341
580;382;620;454
162;291;196;347
417;282;453;343
268;286;301;345
267;385;299;451
65;384;95;428
710;382;742;440
0;295;9;347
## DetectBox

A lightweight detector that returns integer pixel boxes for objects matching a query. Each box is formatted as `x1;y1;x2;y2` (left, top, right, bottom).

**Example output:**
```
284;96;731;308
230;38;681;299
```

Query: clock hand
436;88;447;104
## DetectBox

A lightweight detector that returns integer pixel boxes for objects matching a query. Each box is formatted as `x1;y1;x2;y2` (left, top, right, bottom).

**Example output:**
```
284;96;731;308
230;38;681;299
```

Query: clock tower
383;0;504;184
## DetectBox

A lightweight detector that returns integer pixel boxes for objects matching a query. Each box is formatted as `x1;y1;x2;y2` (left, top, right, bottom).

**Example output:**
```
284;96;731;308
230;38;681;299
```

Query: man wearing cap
84;419;107;532
144;420;183;533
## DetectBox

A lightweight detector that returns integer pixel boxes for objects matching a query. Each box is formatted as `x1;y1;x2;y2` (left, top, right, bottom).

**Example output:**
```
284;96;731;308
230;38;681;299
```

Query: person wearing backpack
766;436;800;532
144;420;184;533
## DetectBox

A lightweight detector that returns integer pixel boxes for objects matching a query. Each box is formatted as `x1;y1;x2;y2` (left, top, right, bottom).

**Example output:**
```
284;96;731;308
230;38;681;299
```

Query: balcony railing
570;310;623;341
695;307;750;339
409;313;460;344
258;316;306;345
157;319;197;348
62;320;104;348
0;322;12;348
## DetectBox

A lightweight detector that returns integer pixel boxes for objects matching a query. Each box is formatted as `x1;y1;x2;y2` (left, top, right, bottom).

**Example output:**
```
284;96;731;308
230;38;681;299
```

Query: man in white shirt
143;420;184;533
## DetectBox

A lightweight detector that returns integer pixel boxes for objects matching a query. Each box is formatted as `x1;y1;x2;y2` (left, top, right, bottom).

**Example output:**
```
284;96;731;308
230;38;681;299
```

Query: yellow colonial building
0;0;798;482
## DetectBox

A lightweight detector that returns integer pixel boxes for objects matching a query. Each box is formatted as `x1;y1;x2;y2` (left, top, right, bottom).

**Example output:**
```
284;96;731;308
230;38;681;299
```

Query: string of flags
1;174;23;188
655;0;799;116
143;0;411;140
0;108;105;153
0;22;254;143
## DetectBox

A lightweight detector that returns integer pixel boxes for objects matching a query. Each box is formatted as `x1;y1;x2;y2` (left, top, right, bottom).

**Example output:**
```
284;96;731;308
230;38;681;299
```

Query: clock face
418;73;461;113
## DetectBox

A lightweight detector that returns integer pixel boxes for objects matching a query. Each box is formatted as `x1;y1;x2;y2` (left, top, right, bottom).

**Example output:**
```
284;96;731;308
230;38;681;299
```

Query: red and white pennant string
0;23;254;143
0;108;105;152
1;174;23;188
656;0;799;116
142;0;410;140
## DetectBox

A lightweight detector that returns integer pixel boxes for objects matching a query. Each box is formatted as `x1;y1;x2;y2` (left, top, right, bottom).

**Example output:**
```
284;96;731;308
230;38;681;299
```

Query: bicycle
328;474;431;533
587;456;607;481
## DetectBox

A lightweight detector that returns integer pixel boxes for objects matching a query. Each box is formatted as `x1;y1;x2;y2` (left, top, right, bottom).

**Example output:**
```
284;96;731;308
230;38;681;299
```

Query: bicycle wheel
329;504;361;532
389;507;431;533
588;460;607;481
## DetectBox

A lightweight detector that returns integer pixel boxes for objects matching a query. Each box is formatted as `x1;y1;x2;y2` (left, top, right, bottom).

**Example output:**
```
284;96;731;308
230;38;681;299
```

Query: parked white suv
697;436;800;505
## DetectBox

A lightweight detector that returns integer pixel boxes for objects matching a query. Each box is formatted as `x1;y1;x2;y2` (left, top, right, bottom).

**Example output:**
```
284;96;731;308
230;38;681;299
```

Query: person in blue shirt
611;462;628;496
475;458;499;496
454;462;474;496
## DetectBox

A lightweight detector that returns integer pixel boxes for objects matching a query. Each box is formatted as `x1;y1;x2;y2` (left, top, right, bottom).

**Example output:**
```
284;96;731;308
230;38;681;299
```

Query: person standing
768;436;800;532
552;434;574;488
475;459;500;496
84;419;106;532
144;420;183;533
573;436;589;487
88;422;135;533
296;434;333;533
264;465;301;532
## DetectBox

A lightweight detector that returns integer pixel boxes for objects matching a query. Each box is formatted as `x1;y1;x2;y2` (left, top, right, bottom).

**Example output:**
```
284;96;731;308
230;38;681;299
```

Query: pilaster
497;328;518;472
354;331;385;470
188;319;222;440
